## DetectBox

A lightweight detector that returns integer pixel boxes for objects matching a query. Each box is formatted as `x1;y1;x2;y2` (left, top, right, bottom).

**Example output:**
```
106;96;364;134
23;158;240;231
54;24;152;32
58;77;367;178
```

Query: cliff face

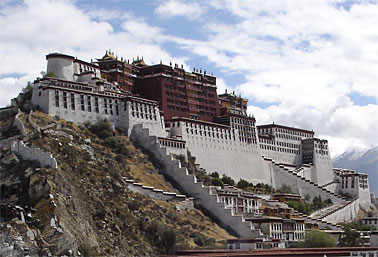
0;110;233;256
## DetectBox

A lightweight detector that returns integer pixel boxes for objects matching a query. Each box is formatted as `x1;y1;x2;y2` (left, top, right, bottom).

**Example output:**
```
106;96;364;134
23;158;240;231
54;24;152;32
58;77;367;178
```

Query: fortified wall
168;118;270;184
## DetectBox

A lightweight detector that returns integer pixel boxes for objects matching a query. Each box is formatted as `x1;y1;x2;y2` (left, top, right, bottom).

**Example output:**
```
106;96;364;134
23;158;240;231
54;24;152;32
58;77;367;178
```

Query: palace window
55;90;59;107
87;96;91;112
115;100;119;115
80;95;85;111
63;92;67;109
95;97;99;113
104;98;108;114
70;93;75;110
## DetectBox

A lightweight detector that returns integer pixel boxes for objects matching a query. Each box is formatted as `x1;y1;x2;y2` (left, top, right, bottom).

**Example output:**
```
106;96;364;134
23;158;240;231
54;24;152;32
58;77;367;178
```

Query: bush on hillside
292;230;336;248
277;184;293;194
236;179;250;189
311;195;324;210
221;175;235;186
288;200;312;215
211;177;224;187
89;119;114;138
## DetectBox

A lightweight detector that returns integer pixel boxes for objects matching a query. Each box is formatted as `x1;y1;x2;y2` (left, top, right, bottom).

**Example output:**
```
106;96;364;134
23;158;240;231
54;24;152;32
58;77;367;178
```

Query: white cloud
0;0;376;156
172;0;378;152
0;75;33;107
0;0;188;107
155;0;205;20
215;77;232;95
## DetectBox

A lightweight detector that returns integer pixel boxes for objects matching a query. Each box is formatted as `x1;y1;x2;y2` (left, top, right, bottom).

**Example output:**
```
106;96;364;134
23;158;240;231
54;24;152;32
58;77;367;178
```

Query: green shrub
237;179;250;189
288;200;312;215
89;119;113;138
312;195;324;210
304;230;336;247
221;175;235;186
211;177;224;187
339;191;354;200
210;172;220;178
277;184;293;194
193;233;207;247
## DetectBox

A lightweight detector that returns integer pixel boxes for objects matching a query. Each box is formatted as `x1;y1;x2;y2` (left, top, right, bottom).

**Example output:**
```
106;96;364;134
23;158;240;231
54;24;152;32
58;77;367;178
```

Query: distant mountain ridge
333;146;378;195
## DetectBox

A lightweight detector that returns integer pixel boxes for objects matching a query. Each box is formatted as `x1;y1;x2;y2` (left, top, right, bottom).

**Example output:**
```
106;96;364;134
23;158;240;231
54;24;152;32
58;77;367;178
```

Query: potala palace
27;51;376;243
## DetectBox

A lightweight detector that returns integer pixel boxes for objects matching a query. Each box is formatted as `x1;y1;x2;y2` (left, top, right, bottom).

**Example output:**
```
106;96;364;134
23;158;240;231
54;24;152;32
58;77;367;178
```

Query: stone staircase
309;203;346;220
292;210;342;231
129;124;261;238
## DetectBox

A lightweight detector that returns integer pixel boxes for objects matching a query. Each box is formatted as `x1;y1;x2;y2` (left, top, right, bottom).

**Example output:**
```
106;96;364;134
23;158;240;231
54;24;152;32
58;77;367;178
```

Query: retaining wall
11;140;57;169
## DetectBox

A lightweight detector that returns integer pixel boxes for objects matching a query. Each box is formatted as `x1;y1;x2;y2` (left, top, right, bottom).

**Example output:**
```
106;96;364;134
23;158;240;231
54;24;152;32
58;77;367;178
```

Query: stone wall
0;107;17;120
323;181;339;194
125;179;187;202
321;198;360;224
11;140;57;169
269;158;344;204
13;109;27;136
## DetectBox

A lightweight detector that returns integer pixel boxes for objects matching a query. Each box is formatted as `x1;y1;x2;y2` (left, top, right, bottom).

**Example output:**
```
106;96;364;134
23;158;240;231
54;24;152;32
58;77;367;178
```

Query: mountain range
333;146;378;196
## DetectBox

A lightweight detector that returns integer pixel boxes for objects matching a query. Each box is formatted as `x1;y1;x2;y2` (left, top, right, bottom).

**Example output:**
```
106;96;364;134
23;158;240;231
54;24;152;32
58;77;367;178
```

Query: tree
288;200;312;215
339;226;361;247
221;175;235;186
311;195;324;210
277;184;293;194
324;198;333;206
211;177;224;187
303;230;336;248
236;179;250;189
210;172;219;178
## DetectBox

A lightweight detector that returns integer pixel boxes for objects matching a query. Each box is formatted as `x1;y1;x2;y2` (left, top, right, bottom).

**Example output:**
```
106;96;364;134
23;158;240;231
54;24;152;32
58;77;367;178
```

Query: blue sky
0;0;377;156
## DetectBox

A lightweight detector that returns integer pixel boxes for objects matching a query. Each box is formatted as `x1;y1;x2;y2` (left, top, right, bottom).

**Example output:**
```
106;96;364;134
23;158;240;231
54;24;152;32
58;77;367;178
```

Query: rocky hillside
0;110;233;256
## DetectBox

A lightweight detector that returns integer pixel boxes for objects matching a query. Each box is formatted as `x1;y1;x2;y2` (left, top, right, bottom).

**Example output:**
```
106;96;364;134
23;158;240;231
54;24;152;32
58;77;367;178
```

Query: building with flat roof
134;61;219;121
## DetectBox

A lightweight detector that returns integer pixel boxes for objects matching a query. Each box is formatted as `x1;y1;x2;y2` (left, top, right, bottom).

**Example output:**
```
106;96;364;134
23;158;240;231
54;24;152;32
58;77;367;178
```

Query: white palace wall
313;152;334;186
169;120;271;184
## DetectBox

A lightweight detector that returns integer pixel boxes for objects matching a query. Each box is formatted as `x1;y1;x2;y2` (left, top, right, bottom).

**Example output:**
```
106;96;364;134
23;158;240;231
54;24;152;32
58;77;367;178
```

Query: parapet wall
322;198;360;224
125;179;187;202
11;140;57;169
